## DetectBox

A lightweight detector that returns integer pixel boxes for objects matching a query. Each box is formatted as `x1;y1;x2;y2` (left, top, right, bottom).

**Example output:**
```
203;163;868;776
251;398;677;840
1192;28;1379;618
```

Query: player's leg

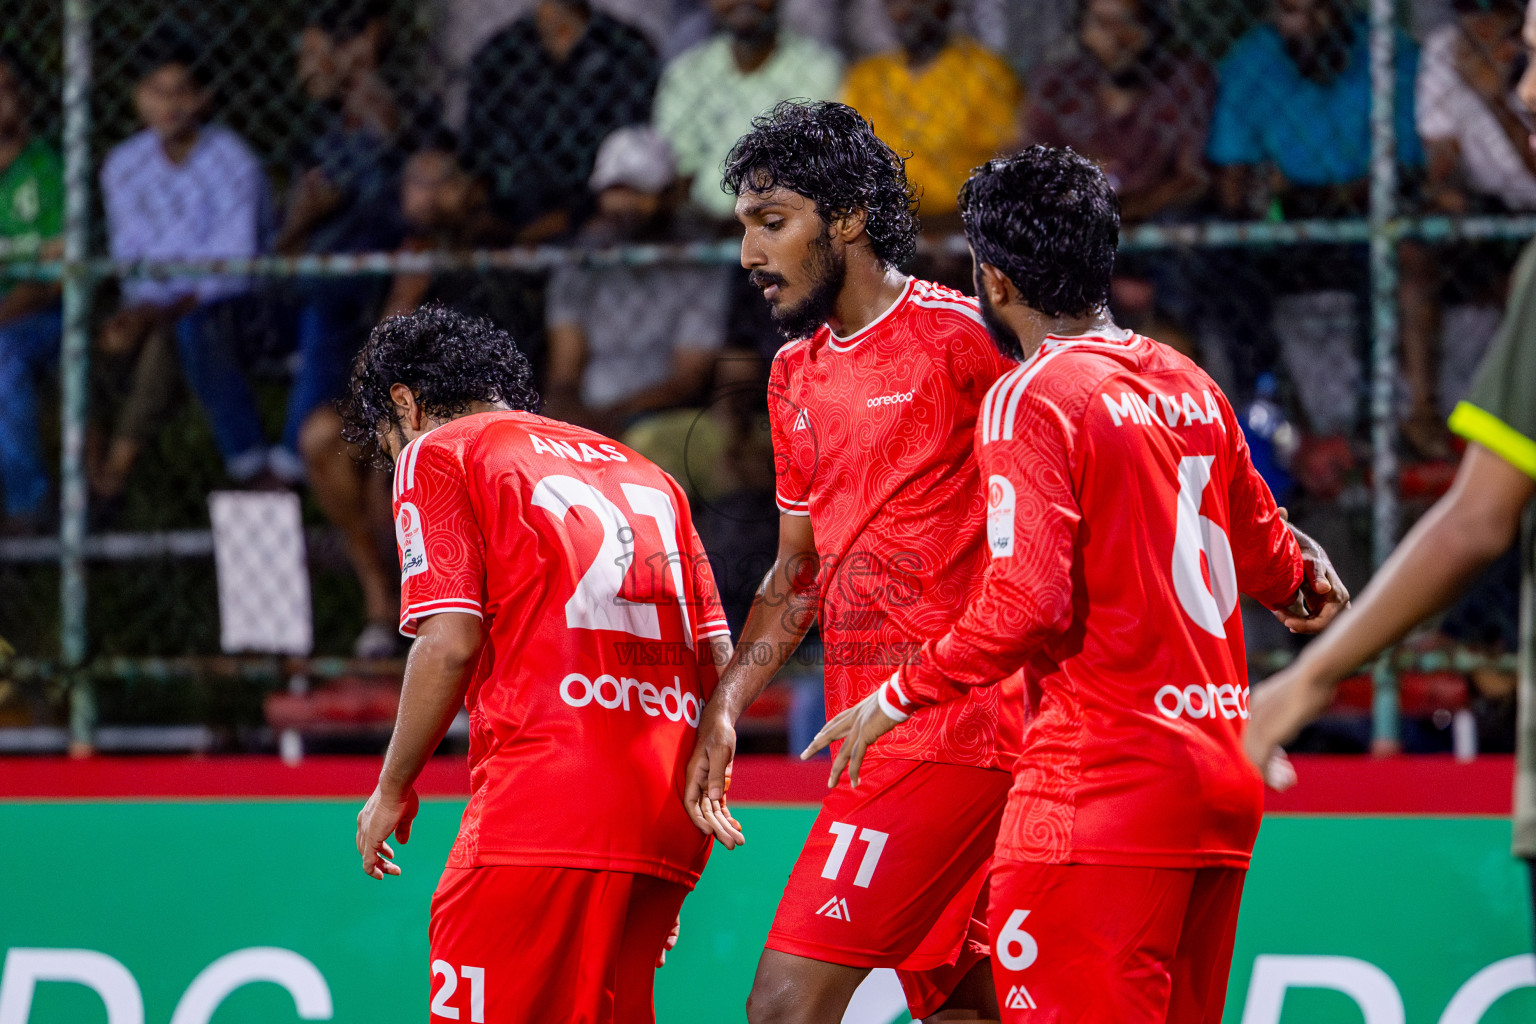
750;759;1011;1023
612;873;690;1024
1164;867;1248;1024
988;860;1194;1023
428;864;632;1022
746;950;871;1024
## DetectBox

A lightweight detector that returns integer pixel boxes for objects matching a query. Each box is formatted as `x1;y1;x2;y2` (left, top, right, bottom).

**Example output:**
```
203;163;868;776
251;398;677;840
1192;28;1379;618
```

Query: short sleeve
393;439;487;637
672;267;730;351
1450;240;1536;478
546;266;593;329
1415;26;1461;142
767;350;811;516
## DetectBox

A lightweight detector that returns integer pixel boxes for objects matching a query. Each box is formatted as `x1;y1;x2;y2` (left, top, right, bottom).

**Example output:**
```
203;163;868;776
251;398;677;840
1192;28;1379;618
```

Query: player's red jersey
392;411;731;887
879;328;1304;868
769;277;1018;769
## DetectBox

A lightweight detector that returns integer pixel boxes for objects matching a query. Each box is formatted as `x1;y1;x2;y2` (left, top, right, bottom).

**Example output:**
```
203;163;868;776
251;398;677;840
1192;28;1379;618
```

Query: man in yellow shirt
843;0;1022;225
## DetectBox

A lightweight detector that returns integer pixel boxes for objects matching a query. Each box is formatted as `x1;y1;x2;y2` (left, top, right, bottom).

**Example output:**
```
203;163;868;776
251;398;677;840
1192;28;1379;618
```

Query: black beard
1284;22;1354;84
975;273;1025;362
768;230;846;341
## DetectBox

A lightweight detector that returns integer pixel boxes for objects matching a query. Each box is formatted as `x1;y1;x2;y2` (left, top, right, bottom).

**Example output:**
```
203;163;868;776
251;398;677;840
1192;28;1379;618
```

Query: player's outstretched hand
684;699;746;848
1274;509;1351;634
801;690;901;789
356;783;420;880
1263;749;1298;792
656;914;681;968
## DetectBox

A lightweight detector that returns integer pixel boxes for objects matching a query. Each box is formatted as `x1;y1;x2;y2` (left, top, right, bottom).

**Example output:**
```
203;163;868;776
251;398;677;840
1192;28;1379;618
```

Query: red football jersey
392;411;730;887
879;329;1304;868
769;277;1018;769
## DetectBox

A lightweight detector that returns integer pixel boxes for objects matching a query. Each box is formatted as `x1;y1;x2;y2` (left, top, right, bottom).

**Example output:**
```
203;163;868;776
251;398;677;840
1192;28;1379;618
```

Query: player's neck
827;265;908;338
410;401;515;441
1016;310;1118;361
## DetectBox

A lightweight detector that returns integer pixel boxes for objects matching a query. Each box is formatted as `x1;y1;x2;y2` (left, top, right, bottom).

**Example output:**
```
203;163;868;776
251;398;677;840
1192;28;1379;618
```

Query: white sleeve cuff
877;677;911;723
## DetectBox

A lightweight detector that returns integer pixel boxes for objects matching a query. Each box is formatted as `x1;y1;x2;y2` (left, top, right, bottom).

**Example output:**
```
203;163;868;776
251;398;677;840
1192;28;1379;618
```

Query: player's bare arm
685;512;819;848
356;610;483;880
1246;443;1534;770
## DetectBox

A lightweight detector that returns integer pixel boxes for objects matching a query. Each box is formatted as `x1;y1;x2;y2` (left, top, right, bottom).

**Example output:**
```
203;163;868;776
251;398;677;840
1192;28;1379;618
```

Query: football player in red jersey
346;304;734;1024
806;148;1348;1023
684;100;1021;1023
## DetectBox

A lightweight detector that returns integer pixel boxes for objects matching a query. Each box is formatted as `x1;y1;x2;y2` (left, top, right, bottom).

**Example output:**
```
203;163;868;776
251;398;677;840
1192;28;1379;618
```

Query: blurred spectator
654;0;843;222
281;5;412;654
1023;0;1210;351
544;126;728;439
1210;0;1421;217
842;0;1021;225
94;28;273;507
1208;0;1440;456
463;0;659;235
272;4;408;493
1026;0;1211;224
1419;0;1536;212
1004;0;1077;74
0;48;63;534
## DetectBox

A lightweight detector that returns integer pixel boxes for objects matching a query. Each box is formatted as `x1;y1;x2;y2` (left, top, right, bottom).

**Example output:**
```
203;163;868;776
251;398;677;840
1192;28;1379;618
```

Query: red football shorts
429;864;687;1024
988;860;1247;1023
764;758;1012;1018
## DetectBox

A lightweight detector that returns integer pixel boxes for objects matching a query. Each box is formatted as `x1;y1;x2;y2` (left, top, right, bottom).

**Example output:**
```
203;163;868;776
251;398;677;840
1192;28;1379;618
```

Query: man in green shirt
1246;0;1536;933
0;45;64;533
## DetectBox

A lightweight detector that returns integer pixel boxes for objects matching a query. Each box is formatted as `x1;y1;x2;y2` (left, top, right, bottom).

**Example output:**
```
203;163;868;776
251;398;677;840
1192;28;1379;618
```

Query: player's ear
389;382;422;432
977;262;1012;308
832;207;868;245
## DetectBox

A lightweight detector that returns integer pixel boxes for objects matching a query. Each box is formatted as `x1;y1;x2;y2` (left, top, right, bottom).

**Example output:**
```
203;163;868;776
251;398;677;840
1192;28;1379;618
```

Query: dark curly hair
959;146;1119;320
340;303;540;467
722;100;919;270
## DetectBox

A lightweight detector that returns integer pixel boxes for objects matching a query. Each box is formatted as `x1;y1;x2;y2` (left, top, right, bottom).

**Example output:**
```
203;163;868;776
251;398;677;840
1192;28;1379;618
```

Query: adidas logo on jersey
1004;985;1037;1010
792;409;810;431
815;897;851;921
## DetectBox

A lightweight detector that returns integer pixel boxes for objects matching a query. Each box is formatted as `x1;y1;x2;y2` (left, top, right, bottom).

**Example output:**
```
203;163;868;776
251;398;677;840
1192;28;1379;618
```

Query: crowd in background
0;0;1526;717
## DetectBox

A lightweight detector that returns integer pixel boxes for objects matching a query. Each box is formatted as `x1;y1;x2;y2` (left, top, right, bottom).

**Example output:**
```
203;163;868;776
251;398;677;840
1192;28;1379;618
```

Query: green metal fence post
61;0;94;753
1367;0;1402;752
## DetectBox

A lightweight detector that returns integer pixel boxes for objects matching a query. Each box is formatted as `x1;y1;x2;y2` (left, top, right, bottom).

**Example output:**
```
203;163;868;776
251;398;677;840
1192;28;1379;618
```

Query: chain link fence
0;0;1525;755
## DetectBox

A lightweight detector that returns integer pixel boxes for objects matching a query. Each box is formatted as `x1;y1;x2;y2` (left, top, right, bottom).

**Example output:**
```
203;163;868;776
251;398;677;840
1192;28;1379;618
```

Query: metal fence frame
13;0;1531;749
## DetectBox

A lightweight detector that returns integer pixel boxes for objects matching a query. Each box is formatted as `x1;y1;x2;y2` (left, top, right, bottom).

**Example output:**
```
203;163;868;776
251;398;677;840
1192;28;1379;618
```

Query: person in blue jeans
97;29;274;502
0;47;65;533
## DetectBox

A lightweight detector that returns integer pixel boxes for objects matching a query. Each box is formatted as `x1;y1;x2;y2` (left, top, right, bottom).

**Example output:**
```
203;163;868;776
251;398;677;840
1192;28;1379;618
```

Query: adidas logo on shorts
1005;984;1036;1010
814;896;851;921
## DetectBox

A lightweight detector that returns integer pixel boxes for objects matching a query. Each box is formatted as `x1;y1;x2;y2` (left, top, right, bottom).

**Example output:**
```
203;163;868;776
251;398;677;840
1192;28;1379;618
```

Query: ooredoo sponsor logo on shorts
559;672;702;726
1154;682;1250;721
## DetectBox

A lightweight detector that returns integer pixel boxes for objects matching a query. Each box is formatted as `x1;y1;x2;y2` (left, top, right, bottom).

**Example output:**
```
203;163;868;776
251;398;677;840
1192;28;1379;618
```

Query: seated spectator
1415;0;1527;433
1208;0;1441;454
1418;0;1535;212
654;0;842;223
1026;0;1210;224
543;126;729;440
0;48;63;534
842;0;1022;227
282;4;411;654
94;28;274;507
463;0;659;235
1024;0;1211;350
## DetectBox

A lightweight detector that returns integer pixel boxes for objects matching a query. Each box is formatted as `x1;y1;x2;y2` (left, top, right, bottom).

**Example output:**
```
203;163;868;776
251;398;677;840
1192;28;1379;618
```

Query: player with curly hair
347;303;735;1023
681;99;1017;1023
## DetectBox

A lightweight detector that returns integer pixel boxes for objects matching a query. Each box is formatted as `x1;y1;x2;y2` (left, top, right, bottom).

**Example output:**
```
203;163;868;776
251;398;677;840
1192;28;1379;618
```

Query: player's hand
356;783;419;880
684;701;746;848
800;689;901;789
1263;749;1298;792
656;914;681;968
1274;509;1351;634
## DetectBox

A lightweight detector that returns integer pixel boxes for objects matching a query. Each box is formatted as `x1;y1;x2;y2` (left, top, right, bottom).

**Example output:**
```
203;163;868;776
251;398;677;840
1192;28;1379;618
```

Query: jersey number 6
1171;454;1238;638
